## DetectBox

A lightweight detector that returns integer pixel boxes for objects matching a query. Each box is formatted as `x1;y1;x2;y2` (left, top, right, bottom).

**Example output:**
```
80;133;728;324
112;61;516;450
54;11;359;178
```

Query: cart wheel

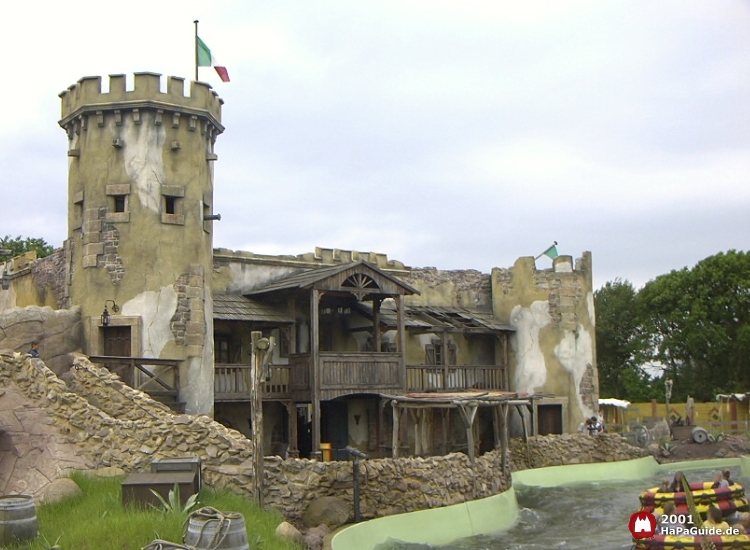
692;427;709;444
635;425;650;447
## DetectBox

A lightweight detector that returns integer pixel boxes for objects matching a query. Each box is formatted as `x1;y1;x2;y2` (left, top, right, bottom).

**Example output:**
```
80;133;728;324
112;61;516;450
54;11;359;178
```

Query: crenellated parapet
58;72;224;139
213;246;408;272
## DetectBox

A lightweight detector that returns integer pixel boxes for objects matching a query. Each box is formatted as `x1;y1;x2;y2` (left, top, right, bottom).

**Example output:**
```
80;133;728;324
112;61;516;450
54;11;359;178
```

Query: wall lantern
101;300;120;326
1;270;8;291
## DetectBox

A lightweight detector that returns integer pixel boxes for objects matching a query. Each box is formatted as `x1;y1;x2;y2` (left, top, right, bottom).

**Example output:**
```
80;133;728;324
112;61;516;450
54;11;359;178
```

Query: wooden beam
285;400;299;458
500;403;509;477
396;294;406;389
311;289;322;457
391;400;400;458
515;404;531;467
287;296;297;354
249;330;265;506
373;298;382;352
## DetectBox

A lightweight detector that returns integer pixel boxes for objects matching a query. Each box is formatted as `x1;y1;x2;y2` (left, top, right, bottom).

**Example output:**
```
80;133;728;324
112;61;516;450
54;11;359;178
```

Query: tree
0;235;55;259
637;250;750;401
594;279;651;400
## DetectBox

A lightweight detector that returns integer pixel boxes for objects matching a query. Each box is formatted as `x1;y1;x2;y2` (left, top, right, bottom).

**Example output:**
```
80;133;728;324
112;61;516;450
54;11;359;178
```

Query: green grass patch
7;472;302;550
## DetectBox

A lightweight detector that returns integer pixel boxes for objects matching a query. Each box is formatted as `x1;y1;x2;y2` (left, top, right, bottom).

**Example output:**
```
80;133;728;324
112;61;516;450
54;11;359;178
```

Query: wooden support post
311;289;322;458
441;330;448;390
515;404;531;467
442;409;449;455
378;398;386;454
502;334;509;391
396;295;406;388
410;409;420;455
391;400;400;458
373;298;382;352
287;296;297;354
500;403;509;476
285;401;299;458
248;330;267;506
492;405;501;450
455;401;479;498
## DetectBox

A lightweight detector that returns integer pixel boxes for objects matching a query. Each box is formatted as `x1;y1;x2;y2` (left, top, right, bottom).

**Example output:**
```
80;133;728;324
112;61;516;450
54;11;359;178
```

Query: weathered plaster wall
492;253;597;433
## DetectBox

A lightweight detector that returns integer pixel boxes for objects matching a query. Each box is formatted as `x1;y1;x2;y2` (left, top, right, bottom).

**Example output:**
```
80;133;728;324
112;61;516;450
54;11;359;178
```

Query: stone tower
58;73;224;415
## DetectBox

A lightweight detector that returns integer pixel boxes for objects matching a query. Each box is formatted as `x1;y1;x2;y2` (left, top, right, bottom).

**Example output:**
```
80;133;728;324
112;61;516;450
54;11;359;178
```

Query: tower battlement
59;73;223;130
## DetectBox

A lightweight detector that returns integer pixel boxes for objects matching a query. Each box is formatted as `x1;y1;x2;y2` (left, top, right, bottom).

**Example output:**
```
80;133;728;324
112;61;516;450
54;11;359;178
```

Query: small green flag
543;245;559;260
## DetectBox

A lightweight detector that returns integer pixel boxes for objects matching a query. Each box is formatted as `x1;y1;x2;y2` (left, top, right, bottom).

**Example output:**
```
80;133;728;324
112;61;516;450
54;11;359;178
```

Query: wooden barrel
0;495;38;545
184;508;249;550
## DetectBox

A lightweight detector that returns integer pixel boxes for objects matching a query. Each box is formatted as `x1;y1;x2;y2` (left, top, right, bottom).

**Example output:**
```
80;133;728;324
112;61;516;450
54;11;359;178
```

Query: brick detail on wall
579;362;597;413
170;265;205;348
101;219;124;285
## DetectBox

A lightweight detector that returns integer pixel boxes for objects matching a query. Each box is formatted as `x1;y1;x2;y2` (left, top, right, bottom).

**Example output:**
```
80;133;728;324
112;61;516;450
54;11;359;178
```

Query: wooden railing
319;352;401;390
214;363;290;401
88;356;180;402
405;364;506;392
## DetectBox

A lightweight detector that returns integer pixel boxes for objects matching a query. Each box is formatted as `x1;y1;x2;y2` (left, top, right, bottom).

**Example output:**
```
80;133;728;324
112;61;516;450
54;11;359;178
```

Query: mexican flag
197;37;230;82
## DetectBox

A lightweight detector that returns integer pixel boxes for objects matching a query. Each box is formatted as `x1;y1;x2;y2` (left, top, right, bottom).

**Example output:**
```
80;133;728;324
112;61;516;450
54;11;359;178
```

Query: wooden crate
121;472;197;508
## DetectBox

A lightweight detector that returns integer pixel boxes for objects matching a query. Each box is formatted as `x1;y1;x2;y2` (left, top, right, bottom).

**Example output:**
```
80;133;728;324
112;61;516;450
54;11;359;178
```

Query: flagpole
194;20;199;82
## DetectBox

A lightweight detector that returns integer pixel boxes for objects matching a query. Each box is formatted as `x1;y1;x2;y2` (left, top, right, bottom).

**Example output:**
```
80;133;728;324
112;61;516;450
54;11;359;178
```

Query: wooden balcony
405;364;506;392
214;364;291;401
214;359;506;401
290;352;404;400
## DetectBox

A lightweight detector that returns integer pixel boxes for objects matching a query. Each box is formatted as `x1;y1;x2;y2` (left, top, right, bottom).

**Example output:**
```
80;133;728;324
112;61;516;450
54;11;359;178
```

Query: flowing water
374;467;745;550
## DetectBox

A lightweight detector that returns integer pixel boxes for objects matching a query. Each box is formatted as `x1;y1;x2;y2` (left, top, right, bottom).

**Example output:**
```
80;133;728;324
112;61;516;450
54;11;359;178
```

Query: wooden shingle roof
213;294;293;323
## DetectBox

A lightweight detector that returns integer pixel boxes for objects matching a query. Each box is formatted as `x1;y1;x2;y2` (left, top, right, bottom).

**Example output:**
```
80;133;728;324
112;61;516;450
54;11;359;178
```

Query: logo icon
629;511;657;539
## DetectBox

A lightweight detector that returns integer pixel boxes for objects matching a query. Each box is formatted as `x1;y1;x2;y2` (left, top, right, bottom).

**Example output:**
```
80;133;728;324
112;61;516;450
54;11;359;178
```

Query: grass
7;472;302;550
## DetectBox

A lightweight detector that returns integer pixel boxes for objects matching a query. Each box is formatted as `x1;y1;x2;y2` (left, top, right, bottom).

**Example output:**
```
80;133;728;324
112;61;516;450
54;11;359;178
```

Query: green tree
0;235;55;258
594;279;651;400
637;250;750;401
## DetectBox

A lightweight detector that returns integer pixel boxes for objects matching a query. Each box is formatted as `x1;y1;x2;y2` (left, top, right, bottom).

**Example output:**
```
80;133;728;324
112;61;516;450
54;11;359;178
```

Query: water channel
372;465;746;550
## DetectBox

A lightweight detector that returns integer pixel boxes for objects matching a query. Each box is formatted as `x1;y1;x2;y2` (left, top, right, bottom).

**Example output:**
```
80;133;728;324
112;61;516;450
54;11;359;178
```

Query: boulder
302;496;350;529
304;524;331;550
42;478;81;504
275;521;304;545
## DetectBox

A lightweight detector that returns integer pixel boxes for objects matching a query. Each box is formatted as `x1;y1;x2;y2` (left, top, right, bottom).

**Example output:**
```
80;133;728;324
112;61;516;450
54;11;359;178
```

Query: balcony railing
88;355;181;403
214;363;290;401
405;364;506;392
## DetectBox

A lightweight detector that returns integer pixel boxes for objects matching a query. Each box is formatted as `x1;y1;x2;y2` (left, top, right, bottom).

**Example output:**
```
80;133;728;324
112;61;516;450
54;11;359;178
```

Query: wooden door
103;326;133;385
537;404;563;435
104;326;131;356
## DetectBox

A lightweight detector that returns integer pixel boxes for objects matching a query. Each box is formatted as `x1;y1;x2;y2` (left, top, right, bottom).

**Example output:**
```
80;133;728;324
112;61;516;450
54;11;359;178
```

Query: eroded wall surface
493;253;597;432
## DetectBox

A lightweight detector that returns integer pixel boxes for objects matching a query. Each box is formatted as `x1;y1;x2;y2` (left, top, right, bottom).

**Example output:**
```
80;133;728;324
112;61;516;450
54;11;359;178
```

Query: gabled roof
213;294;293;323
244;260;419;297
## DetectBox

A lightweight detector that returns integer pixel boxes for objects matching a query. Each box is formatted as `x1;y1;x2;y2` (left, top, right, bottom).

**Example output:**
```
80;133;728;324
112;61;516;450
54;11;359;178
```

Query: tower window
113;195;126;213
165;196;178;215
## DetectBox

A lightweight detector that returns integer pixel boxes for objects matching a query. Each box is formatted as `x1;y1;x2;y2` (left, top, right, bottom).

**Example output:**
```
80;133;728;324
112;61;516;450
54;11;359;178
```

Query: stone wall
402;267;492;310
0;306;82;375
0;351;643;523
509;433;648;470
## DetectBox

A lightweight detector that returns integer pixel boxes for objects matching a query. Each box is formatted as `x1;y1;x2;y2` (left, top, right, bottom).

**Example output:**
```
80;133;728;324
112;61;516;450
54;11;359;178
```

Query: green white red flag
197;37;230;82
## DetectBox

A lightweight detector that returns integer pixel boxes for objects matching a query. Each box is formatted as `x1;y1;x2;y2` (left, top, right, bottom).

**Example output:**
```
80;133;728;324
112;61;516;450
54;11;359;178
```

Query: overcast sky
2;1;748;289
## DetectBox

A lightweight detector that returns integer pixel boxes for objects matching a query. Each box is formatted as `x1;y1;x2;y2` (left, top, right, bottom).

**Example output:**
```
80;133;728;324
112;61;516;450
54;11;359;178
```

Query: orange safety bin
320;442;332;461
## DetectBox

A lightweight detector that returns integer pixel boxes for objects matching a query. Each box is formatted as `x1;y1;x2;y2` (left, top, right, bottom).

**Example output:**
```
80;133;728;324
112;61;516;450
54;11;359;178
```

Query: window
426;338;456;365
215;335;233;364
113;195;126;213
165;196;177;215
